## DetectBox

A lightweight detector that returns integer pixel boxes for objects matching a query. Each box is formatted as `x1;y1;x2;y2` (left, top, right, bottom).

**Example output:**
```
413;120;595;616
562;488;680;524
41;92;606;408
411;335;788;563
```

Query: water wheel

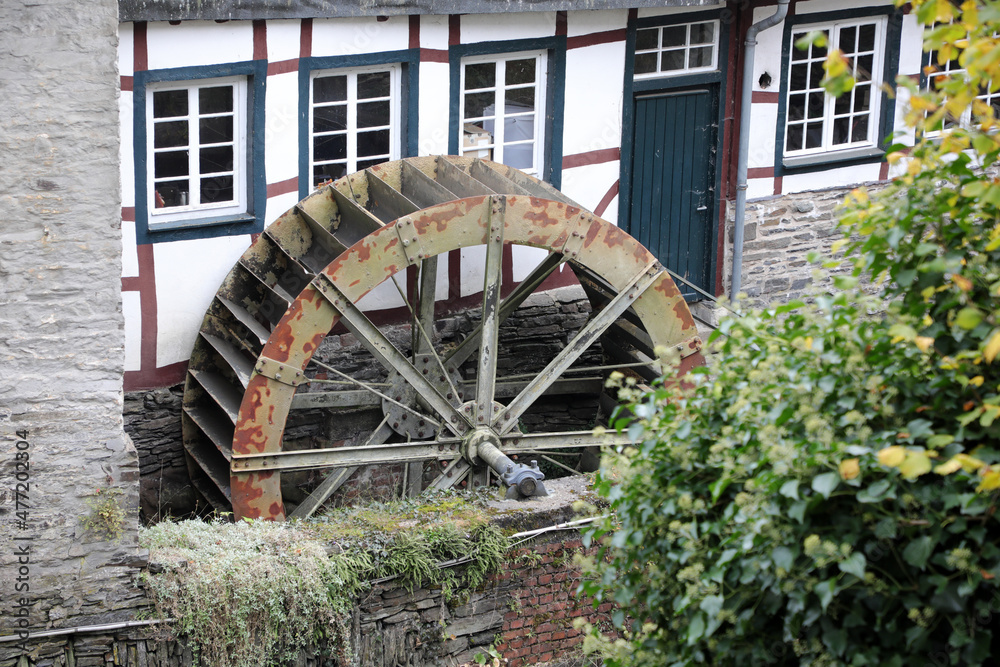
181;156;704;520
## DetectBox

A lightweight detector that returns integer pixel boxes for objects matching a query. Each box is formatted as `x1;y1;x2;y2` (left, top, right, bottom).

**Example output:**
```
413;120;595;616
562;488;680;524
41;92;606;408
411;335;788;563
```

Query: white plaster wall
264;71;300;186
153;235;252;367
356;277;407;311
421;15;450;49
461;12;556;44
311;16;409;58
265;191;302;227
120;90;135;208
566;9;628;37
779;162;882;194
560;161;621;215
123;291;142;372
418;62;451;156
898;13;924;75
122;220;139;279
512;245;552;283
752;10;784;95
460;245;488;297
637;3;725;19
747;177;775;200
562;41;626;156
120;22;134;76
146;21;255;71
796;0;894;14
267;20;301;62
747;103;779;169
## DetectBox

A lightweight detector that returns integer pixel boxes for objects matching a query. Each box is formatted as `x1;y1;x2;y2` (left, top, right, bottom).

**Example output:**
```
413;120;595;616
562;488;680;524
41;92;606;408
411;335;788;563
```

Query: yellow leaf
977;468;1000;492
953;274;974;292
887;151;906;164
970;375;985;387
899;451;933;480
984;330;1000;363
915;336;935;353
877;446;907;468
956;453;986;473
934;458;964;475
907;158;924;176
839;458;861;480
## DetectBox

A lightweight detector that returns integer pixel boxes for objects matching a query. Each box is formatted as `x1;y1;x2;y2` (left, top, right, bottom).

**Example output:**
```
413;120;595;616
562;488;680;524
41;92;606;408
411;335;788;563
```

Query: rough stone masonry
0;0;145;654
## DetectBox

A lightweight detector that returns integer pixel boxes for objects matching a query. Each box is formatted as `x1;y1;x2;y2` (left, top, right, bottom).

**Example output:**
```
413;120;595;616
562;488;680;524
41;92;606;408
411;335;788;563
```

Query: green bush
579;295;1000;666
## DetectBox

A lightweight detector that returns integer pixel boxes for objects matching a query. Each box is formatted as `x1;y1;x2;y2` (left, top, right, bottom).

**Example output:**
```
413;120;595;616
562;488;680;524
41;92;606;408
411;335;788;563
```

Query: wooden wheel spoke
426;458;471;492
499;430;632;451
416;256;438;355
475;199;505;420
231;435;464;472
316;276;473;435
445;251;564;367
493;265;664;435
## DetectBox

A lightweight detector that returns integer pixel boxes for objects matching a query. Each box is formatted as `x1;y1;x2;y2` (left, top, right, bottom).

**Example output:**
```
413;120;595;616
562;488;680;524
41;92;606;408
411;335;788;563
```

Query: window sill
147;212;256;233
782;147;885;170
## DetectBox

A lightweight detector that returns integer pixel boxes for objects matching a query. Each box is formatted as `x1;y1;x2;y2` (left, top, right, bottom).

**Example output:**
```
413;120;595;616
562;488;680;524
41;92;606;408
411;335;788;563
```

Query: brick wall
0;0;144;653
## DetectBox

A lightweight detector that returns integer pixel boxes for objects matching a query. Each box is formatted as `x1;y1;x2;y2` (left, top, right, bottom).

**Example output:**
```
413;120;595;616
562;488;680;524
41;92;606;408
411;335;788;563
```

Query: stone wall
0;0;144;651
724;182;889;306
0;527;609;667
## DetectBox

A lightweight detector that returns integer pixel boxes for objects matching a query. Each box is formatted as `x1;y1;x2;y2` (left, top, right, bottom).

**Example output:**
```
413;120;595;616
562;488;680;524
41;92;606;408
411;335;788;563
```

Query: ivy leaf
812;472;840;499
839;552;866;579
903;536;935;570
700;594;724;618
686;612;706;645
788;500;808;523
814;578;838;611
773;546;795;571
779;480;800;500
956;307;984;330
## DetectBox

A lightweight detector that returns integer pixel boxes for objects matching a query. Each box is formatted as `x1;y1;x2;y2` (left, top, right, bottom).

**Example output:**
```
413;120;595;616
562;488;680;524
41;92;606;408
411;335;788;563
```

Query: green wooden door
627;88;717;299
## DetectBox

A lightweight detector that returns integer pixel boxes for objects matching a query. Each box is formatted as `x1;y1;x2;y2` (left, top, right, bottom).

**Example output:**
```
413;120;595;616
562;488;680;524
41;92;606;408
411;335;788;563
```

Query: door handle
696;206;708;212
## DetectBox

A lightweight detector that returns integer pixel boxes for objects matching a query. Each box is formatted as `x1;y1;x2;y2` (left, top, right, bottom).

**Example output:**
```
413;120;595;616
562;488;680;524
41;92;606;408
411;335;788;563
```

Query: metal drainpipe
731;0;791;301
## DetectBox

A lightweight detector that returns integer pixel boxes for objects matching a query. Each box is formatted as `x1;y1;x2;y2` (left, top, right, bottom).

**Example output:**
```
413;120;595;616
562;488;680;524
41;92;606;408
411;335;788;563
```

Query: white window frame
459;51;547;176
922;28;1000;136
633;19;721;80
784;17;887;158
146;76;249;228
308;64;402;187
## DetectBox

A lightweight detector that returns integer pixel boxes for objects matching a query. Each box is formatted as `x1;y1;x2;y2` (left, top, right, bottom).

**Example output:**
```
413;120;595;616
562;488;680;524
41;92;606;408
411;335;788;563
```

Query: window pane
839;26;857;53
810;37;828;59
314;134;347;162
690;22;715;45
689;46;713;68
851;116;869;143
358;71;391;99
200;116;234;144
199;86;233;114
313;105;347;133
358;100;390;129
806;122;823;149
786;124;804;152
154;180;189;208
465;62;496;90
859;24;876;52
358;158;389;171
201;175;233;203
854;84;872;112
833;117;849;145
502;143;533;170
154;121;187;148
153;89;188;118
662;25;686;48
835;92;851;115
856;55;874;82
809;62;824;88
636;28;659;50
808;92;825;119
788;94;807;122
661;50;685;72
635;53;657;74
314;75;347;103
358;129;390;158
505;86;535;110
155;150;188;178
504;114;534;141
790;63;809;92
315;163;346;184
505;59;536;86
199;145;233;174
791;33;810;61
465;91;496;119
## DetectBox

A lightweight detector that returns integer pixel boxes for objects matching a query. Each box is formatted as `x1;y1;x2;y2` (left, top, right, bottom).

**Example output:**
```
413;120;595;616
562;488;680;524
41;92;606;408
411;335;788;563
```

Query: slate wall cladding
0;0;144;648
724;183;888;305
0;531;609;666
